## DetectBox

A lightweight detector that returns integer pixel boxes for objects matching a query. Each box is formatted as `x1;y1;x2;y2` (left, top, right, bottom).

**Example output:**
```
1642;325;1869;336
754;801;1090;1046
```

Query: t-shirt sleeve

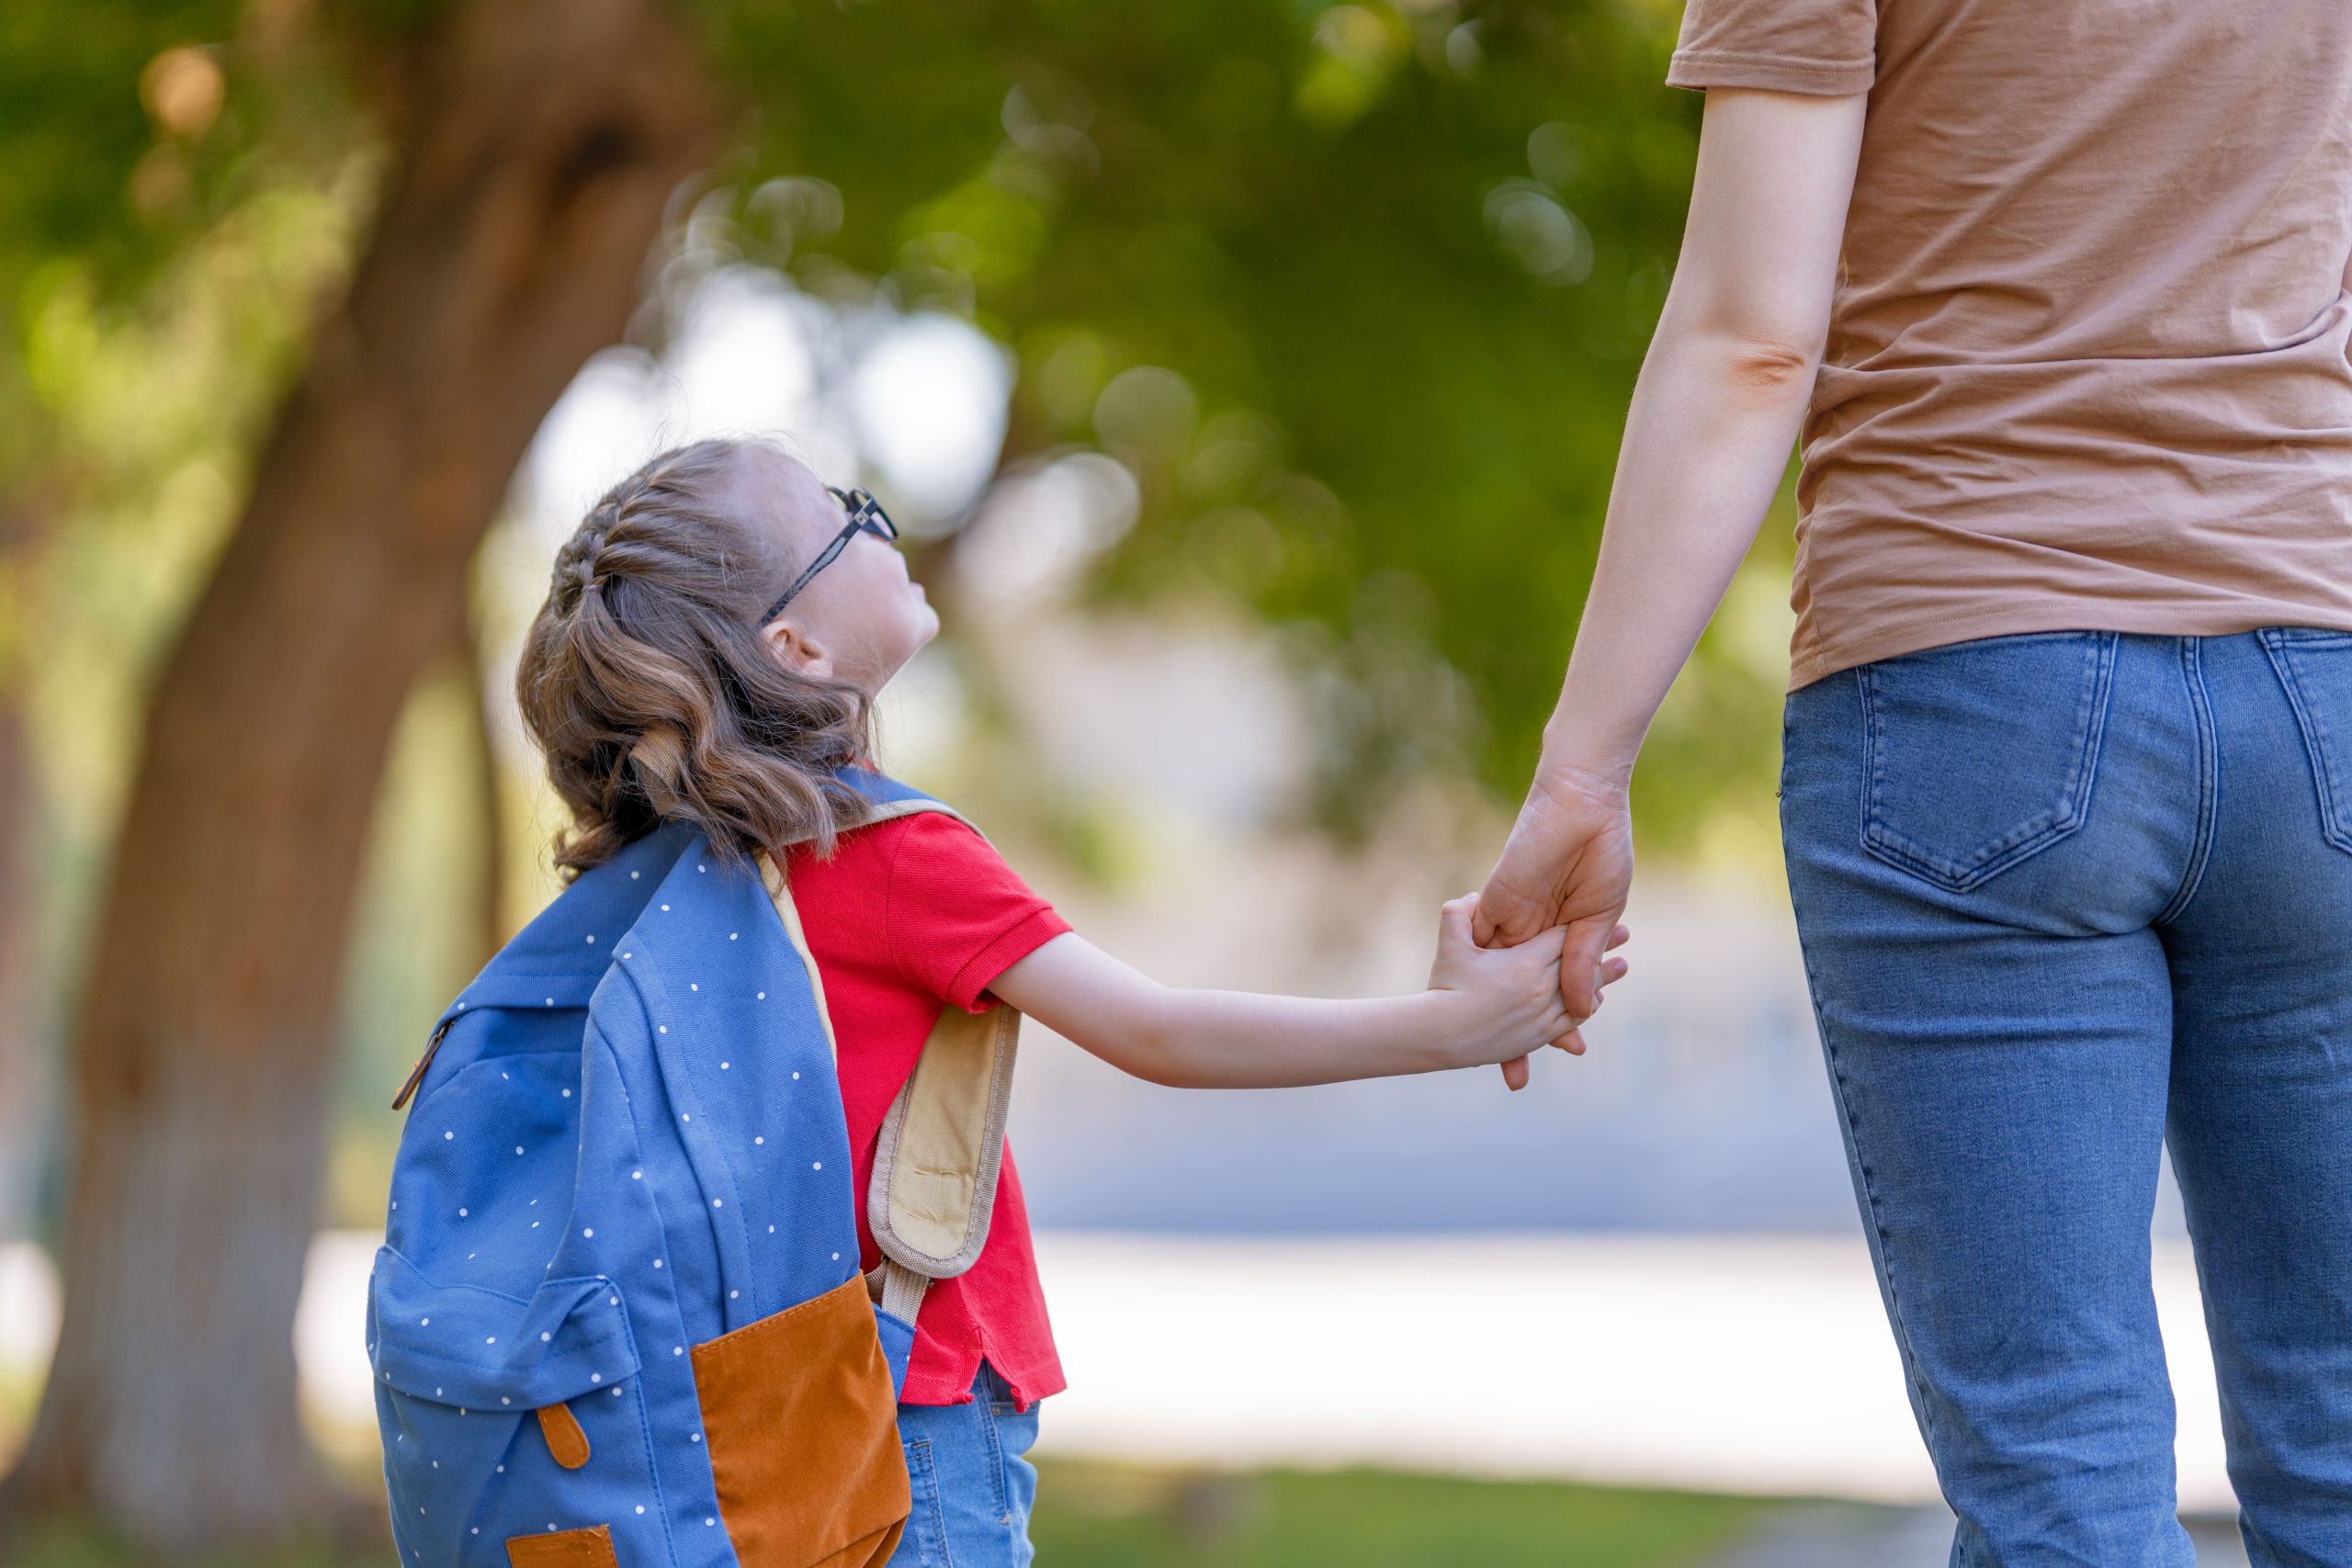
1666;0;1877;96
883;813;1072;1013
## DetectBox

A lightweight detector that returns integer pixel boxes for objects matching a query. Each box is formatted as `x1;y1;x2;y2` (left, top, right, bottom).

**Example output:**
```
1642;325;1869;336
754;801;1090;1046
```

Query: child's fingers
1502;923;1570;963
1438;892;1479;951
1498;1055;1531;1091
1605;922;1632;952
1601;954;1630;987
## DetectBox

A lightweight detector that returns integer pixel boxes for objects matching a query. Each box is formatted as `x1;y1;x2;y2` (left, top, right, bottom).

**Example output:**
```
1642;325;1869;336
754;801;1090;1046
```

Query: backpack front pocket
370;1247;655;1566
690;1272;910;1568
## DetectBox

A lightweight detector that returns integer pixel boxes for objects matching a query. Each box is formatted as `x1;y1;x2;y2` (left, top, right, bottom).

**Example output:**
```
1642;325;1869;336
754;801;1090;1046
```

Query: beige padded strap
762;797;1022;1324
866;999;1019;1284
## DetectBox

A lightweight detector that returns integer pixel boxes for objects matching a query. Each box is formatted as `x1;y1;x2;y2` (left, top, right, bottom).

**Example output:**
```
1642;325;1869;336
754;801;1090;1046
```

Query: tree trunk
0;498;45;1247
0;0;717;1555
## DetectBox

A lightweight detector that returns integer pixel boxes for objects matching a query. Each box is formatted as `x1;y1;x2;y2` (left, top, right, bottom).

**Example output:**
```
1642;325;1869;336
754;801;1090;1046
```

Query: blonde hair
514;438;876;877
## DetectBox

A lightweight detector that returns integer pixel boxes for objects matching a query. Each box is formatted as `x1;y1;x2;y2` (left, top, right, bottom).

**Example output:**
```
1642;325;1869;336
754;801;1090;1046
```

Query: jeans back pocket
1859;631;2118;892
2257;626;2352;854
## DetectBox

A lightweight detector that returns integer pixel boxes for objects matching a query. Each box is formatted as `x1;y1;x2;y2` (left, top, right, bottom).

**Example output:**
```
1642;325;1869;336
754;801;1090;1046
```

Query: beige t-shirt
1668;0;2352;691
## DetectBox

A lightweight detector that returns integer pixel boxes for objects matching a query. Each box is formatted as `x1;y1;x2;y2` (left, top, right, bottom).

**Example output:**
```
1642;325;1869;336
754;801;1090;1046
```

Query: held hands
1476;762;1637;1090
1424;894;1581;1070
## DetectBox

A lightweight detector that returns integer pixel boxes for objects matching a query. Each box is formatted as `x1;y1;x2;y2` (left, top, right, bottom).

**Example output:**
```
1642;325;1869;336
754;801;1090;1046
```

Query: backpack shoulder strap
759;794;1022;1327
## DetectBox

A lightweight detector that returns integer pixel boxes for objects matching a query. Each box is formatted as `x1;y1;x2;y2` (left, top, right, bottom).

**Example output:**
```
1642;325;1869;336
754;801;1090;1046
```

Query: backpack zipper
390;1016;456;1112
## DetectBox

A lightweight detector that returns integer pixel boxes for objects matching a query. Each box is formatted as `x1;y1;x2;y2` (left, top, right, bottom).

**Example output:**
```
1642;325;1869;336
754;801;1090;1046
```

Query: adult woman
1476;4;2352;1562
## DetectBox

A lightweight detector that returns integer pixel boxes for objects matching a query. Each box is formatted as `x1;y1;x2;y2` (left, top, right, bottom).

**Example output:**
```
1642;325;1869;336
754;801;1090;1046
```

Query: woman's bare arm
1476;85;1868;1082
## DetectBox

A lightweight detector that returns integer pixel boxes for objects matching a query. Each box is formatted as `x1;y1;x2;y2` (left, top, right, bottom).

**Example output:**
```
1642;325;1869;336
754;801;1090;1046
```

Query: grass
1029;1459;1771;1568
1;1458;1776;1568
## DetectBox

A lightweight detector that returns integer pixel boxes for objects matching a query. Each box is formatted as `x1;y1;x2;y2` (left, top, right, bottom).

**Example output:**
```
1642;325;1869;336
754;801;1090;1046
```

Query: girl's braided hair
514;437;876;878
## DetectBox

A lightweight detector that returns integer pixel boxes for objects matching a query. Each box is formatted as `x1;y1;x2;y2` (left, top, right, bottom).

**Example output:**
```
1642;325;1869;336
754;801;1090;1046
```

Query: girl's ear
762;617;833;681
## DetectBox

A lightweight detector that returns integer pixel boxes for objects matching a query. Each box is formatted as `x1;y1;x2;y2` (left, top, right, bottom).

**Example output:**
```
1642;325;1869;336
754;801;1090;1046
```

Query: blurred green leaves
5;0;1794;867
699;0;1789;846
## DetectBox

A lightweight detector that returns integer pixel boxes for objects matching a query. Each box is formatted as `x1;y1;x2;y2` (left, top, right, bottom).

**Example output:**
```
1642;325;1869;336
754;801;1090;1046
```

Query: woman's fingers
1499;927;1628;1088
1557;914;1622;1017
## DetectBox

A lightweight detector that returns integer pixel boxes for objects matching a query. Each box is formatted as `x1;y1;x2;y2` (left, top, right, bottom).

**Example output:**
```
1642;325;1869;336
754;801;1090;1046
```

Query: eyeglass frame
759;485;900;625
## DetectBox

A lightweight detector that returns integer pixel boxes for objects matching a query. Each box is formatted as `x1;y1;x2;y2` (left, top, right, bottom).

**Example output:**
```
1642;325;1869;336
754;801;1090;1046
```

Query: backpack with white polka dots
370;769;1020;1568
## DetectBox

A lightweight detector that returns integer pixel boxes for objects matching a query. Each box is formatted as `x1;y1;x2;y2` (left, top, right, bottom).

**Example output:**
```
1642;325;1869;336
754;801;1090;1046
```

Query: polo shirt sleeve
883;813;1072;1013
1666;0;1878;96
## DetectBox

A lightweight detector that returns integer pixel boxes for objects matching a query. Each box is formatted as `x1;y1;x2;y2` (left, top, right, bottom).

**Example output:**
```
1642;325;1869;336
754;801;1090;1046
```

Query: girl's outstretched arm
986;895;1577;1089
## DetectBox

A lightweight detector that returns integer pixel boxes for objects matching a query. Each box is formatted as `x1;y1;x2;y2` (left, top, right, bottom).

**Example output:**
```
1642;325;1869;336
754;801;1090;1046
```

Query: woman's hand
1425;893;1579;1068
1476;761;1636;1089
1454;92;1861;1088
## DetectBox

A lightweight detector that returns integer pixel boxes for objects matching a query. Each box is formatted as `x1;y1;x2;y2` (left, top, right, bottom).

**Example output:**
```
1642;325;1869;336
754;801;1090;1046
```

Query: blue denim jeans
1781;628;2352;1568
885;1361;1040;1568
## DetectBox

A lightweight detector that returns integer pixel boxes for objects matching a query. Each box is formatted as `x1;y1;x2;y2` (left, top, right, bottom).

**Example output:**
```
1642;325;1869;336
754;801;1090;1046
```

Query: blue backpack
369;773;1019;1568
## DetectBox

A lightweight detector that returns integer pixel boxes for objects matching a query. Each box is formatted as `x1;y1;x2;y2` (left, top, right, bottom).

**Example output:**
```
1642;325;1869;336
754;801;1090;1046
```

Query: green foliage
699;0;1789;846
0;2;365;360
6;0;1790;866
22;171;368;1033
0;3;375;1241
0;6;237;288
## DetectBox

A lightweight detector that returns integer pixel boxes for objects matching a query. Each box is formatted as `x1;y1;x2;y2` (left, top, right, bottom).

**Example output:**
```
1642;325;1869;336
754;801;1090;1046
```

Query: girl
514;436;1624;1568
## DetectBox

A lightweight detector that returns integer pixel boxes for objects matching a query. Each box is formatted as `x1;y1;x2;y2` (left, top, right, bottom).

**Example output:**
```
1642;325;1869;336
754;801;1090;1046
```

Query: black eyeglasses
760;485;900;625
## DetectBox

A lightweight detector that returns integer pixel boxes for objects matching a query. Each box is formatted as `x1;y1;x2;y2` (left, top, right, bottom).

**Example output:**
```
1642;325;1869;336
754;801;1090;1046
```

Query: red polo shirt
777;812;1070;1409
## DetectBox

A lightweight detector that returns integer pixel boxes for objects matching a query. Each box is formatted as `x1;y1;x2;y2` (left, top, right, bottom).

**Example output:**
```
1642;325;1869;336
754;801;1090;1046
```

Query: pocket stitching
503;1523;620;1568
1858;633;2115;892
975;1394;1013;1527
2259;631;2352;854
902;1437;951;1568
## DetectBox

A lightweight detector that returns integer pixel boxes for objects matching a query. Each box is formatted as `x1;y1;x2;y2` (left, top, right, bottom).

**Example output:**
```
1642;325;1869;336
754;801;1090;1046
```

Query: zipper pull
391;1015;456;1111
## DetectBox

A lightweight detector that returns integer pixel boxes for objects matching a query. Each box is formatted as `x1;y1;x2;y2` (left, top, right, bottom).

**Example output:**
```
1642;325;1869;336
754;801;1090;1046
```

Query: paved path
1023;1233;2234;1509
0;1232;2245;1511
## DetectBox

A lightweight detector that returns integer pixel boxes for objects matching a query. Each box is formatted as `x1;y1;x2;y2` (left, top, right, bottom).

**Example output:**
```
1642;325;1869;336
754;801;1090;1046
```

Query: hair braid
514;437;876;879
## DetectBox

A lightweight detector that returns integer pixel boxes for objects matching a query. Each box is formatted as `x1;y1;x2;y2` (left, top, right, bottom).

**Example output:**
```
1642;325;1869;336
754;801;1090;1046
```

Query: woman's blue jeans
1781;627;2352;1568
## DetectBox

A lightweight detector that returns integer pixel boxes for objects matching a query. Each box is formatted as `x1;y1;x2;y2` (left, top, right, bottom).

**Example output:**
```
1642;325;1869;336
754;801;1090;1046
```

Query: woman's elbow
1654;298;1826;404
1724;337;1819;396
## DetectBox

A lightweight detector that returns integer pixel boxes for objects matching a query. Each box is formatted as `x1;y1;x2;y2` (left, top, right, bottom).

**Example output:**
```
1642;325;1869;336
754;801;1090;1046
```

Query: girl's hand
1425;893;1578;1069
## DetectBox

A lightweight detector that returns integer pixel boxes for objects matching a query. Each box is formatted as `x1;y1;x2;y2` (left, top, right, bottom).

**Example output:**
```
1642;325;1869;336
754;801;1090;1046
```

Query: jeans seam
903;1435;952;1568
1788;683;1954;1551
974;1368;1013;1526
1797;944;1953;1554
2156;637;2218;927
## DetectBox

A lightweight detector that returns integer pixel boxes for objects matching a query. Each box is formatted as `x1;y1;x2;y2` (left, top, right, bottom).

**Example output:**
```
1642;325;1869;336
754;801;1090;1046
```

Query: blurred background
0;1;2248;1563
